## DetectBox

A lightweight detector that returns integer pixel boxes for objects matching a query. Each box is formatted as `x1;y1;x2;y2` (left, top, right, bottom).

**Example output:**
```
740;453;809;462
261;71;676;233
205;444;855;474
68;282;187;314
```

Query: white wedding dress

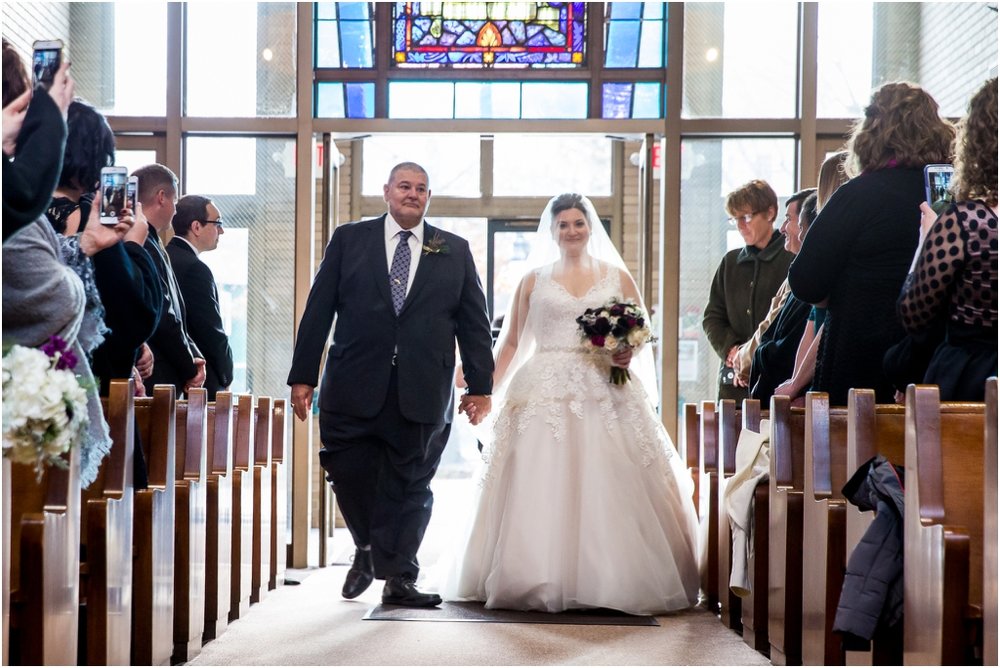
443;267;700;615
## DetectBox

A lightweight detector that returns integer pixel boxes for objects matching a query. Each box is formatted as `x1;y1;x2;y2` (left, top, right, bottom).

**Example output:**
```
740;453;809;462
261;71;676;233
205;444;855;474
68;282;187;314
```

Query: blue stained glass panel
338;2;369;20
346;83;374;118
606;20;641;67
316;21;342;68
521;82;588;119
316;83;345;117
633;82;661;118
602;82;633;119
610;2;642;19
340;19;374;67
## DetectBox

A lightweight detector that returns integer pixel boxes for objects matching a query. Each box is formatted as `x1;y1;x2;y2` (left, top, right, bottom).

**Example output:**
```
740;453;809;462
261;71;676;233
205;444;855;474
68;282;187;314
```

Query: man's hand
724;344;740;369
185;357;206;392
132;366;147;397
135;342;154;379
2;88;30;155
459;394;491;426
291;383;315;421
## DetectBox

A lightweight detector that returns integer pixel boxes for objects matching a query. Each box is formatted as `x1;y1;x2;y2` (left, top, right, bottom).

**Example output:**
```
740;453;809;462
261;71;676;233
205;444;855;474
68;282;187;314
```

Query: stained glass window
602;82;662;119
315;2;375;68
392;2;586;68
604;2;667;68
316;82;375;118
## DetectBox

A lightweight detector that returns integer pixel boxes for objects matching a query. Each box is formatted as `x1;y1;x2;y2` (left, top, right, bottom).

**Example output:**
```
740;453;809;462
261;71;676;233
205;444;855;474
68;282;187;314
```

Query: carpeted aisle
187;564;771;666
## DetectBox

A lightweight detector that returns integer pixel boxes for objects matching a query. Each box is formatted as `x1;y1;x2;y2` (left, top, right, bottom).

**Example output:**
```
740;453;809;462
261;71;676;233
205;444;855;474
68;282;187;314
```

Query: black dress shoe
341;548;374;599
381;575;442;607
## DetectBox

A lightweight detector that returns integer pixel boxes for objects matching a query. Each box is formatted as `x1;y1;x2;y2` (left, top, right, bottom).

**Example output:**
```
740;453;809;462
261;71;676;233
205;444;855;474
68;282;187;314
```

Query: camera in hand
100;166;129;225
719;365;736;386
31;40;62;91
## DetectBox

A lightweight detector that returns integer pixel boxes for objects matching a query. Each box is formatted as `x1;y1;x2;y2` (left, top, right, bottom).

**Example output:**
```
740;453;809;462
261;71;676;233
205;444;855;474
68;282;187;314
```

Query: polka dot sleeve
899;200;998;331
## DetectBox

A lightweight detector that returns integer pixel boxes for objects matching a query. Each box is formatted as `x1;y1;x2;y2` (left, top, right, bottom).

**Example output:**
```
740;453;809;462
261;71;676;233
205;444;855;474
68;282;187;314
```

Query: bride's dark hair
549;193;589;227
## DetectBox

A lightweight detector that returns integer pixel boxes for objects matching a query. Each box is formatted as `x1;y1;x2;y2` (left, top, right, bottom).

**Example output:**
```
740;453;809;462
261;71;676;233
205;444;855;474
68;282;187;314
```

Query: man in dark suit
288;162;494;607
167;195;234;400
133;163;206;396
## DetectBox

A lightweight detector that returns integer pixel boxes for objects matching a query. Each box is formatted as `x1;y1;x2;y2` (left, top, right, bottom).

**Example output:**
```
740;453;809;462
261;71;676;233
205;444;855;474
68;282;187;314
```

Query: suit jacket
144;227;203;391
287;216;494;425
167;237;234;400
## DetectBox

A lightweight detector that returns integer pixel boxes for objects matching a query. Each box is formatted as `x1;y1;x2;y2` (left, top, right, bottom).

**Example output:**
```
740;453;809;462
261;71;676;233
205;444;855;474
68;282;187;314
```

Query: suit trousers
318;366;451;579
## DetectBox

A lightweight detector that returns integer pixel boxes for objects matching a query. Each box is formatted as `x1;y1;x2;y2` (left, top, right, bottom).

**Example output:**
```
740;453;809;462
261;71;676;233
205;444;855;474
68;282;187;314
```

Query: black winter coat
833;455;905;649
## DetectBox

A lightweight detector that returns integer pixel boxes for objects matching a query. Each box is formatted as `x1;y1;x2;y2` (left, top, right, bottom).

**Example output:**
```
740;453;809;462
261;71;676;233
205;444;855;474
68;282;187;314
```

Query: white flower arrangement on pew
2;336;89;478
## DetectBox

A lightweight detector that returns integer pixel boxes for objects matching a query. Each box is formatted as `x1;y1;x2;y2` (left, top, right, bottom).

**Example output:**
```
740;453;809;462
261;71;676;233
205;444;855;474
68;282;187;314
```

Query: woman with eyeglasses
702;179;795;401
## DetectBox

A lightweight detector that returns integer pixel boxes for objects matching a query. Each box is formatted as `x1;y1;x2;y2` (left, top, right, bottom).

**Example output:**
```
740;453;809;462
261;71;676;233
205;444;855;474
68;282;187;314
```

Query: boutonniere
422;232;450;256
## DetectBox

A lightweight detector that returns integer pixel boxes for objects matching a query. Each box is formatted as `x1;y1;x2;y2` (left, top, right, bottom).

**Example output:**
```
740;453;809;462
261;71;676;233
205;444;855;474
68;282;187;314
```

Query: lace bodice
483;266;681;485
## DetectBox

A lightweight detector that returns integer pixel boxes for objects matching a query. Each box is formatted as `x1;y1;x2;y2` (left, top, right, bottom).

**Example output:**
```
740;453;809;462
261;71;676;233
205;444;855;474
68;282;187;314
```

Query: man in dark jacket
167;195;234;400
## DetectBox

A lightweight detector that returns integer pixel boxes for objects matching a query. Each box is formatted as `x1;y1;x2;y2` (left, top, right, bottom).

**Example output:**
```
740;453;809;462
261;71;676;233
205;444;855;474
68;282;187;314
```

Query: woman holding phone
788;82;954;405
898;78;997;401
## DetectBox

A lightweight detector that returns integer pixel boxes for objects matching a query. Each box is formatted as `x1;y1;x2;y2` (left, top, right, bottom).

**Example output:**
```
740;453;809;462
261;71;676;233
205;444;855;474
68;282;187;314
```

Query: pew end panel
84;378;135;666
985;378;997;667
251;397;273;605
230;394;256;622
204;391;234;641
717;399;742;632
699;401;719;615
132;385;177;667
738;400;769;654
270;399;288;590
768;395;804;666
172;389;209;664
903;385;986;666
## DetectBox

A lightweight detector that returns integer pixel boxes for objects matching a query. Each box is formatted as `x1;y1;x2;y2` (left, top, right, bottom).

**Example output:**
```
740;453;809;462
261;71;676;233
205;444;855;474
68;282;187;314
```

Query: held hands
459;394;491;426
290;383;315;421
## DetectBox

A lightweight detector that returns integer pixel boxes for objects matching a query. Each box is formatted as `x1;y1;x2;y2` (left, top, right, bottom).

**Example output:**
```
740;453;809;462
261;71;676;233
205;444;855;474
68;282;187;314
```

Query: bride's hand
611;347;633;368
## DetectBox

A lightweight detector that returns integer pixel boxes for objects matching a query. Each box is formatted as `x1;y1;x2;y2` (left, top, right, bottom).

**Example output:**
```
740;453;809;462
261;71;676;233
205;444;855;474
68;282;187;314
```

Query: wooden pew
903;385;985;665
7;447;81;665
738;399;769;653
172;388;208;663
229;394;256;622
203;392;234;641
801;392;848;666
768;395;804;666
683;403;701;520
699;400;719;614
251;396;273;604
717;399;742;632
269;399;288;590
81;378;135;666
985;377;998;667
132;385;177;666
2;457;8;666
843;389;905;665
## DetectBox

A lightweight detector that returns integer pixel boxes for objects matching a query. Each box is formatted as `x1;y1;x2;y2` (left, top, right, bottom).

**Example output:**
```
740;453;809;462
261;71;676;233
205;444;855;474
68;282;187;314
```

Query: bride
443;193;699;615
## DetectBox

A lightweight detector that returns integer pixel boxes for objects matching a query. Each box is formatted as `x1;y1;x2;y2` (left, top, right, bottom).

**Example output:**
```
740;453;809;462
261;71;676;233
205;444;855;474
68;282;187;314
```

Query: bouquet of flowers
2;336;88;478
576;297;654;385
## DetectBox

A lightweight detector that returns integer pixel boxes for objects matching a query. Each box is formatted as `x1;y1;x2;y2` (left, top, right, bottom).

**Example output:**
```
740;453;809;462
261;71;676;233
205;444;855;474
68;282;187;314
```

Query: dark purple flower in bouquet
41;335;77;371
591;335;606;347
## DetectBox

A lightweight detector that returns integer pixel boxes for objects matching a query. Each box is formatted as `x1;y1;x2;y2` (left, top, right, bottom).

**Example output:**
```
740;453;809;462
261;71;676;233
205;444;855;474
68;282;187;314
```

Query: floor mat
364;601;659;626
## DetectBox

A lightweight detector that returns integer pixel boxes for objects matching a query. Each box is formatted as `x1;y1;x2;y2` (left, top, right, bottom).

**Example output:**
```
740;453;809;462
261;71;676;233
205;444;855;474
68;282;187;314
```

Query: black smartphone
924;164;954;215
31;40;63;91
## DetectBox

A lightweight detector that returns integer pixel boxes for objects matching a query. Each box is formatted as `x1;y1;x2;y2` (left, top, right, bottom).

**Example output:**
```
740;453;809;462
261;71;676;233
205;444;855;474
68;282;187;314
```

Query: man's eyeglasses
726;212;756;226
201;219;224;228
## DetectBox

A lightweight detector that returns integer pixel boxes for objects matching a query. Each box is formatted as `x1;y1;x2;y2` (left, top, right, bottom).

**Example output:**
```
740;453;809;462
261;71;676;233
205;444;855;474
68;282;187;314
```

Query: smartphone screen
101;169;128;225
924;164;955;214
126;177;138;212
31;44;61;90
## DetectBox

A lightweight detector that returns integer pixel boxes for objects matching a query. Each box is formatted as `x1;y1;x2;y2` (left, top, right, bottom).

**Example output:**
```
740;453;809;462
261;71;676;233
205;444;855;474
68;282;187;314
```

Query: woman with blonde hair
788;82;954;404
898;78;997;400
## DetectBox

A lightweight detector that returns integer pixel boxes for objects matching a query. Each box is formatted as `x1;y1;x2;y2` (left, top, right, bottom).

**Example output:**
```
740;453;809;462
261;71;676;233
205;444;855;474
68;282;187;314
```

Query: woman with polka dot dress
899;78;998;401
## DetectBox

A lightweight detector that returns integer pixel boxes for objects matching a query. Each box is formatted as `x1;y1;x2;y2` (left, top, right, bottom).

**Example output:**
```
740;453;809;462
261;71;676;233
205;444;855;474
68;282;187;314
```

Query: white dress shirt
384;214;423;293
